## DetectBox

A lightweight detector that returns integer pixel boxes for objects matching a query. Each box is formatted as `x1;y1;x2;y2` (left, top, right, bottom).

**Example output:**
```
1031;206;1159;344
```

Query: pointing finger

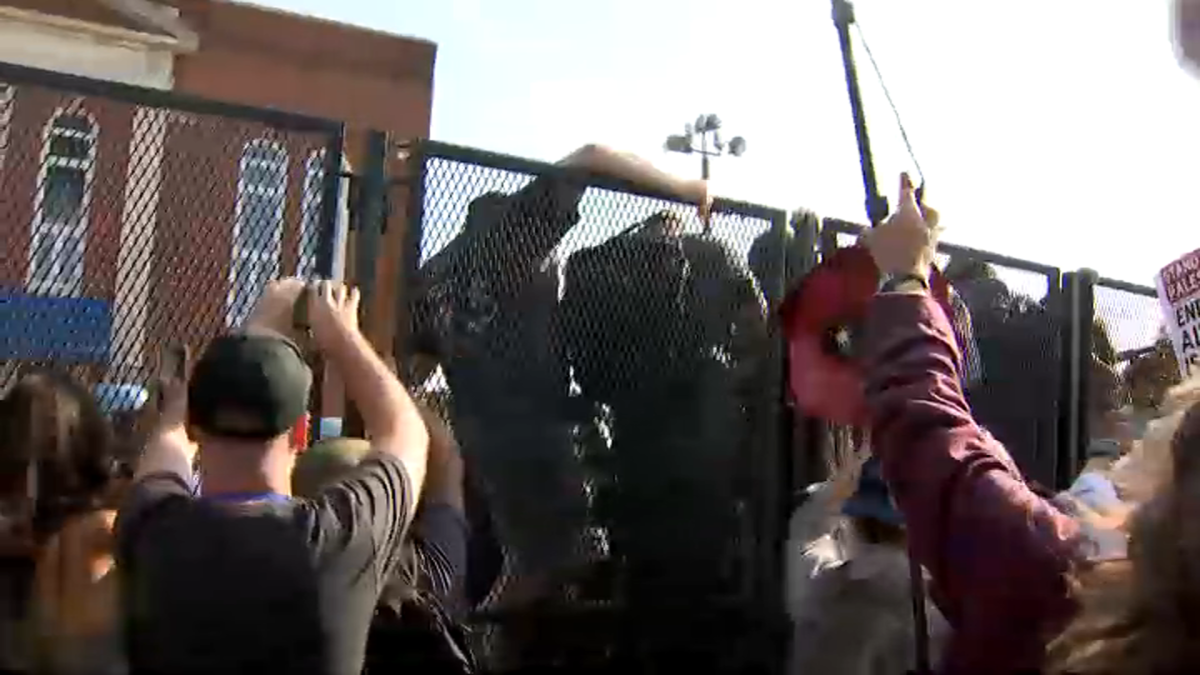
897;172;919;215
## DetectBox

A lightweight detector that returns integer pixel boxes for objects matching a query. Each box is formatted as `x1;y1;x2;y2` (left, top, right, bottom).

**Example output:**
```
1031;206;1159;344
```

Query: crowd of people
0;166;1191;675
1;6;1199;671
0;278;486;675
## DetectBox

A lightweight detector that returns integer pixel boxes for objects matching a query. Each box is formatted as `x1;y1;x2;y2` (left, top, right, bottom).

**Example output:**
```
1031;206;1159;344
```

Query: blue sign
0;291;112;363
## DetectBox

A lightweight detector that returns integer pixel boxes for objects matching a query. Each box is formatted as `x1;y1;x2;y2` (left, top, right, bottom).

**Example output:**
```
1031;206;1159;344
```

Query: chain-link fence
816;219;1065;488
1066;276;1175;477
1;59;1171;672
398;141;787;670
0;62;344;414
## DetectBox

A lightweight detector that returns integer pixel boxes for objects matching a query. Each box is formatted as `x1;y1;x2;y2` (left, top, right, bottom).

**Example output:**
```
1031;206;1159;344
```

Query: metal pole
342;130;390;439
832;0;888;226
700;130;713;235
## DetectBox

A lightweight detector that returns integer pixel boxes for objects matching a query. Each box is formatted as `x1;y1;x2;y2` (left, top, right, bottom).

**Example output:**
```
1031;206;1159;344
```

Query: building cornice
96;0;199;52
0;3;195;52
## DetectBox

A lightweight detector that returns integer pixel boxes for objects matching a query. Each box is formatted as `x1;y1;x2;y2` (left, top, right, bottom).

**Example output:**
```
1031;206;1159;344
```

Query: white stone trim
0;4;189;51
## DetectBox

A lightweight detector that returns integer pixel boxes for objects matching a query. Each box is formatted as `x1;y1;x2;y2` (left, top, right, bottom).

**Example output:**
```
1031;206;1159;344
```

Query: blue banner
0;291;112;363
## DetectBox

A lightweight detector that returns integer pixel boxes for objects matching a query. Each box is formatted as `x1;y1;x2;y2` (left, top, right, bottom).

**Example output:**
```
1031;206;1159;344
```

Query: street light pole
664;115;745;234
664;114;745;183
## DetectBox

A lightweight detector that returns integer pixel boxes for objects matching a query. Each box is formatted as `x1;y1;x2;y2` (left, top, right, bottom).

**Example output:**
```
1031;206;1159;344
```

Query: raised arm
864;293;1078;611
861;176;1080;669
556;144;710;208
131;377;195;484
308;281;430;502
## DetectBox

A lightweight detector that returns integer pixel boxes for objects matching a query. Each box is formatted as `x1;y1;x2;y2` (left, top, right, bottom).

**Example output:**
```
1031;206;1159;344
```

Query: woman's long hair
1048;377;1200;674
0;369;117;550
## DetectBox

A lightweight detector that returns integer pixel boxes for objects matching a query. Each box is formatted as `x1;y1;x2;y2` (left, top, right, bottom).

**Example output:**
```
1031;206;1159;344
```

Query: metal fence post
765;209;817;675
817;218;841;262
305;127;347;441
751;208;794;675
353;131;391;326
393;141;427;372
1057;269;1098;487
1041;267;1063;489
793;211;819;277
339;130;390;440
788;213;824;492
1055;272;1077;490
315;126;347;280
1074;269;1098;477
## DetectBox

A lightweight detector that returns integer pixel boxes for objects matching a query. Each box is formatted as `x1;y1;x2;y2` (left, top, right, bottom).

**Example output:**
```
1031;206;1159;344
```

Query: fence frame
2;63;1170;665
1065;273;1159;480
396;139;793;667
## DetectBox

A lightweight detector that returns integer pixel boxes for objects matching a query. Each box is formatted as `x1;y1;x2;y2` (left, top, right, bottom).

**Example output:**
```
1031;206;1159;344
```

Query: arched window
228;139;287;327
297;149;325;279
29;111;96;296
0;84;13;170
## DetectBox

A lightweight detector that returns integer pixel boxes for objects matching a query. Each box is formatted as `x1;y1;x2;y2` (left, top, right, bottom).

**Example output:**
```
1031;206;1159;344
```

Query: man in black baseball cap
117;280;432;675
187;331;312;442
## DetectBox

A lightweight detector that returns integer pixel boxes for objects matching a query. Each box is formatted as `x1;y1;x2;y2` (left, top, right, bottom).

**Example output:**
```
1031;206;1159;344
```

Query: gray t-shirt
116;455;412;675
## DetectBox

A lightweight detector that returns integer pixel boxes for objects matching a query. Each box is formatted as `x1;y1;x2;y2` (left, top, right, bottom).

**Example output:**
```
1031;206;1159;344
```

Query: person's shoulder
294;450;415;566
298;451;413;518
564;238;638;278
119;472;194;523
357;450;411;478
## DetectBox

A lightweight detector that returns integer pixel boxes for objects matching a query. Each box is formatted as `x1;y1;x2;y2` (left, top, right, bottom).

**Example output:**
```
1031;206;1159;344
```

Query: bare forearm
414;399;464;512
135;428;194;482
322;323;428;471
559;144;708;204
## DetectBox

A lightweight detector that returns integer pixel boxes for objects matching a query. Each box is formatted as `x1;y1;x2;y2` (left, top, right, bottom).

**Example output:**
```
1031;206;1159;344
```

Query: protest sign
1156;247;1200;378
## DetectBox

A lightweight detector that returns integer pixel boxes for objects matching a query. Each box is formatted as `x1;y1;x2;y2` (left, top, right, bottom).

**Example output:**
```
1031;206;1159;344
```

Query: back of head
188;332;312;447
944;256;998;285
0;369;115;544
563;232;695;399
291;438;371;498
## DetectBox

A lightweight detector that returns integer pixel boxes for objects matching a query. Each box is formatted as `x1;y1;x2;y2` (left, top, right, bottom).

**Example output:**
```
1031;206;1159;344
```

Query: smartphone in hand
293;284;311;332
160;344;189;381
156;344;189;409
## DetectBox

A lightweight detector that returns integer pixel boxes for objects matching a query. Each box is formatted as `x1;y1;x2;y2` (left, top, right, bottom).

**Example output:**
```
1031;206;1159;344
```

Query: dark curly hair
0;369;118;548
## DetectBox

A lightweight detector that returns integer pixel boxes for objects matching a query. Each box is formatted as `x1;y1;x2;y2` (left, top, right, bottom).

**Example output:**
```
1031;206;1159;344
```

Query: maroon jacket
863;292;1081;674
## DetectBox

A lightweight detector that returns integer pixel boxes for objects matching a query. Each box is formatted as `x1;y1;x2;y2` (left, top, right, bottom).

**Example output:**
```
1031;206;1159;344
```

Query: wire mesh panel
404;142;784;670
0;63;344;414
1092;280;1163;361
1088;278;1176;448
817;219;1063;487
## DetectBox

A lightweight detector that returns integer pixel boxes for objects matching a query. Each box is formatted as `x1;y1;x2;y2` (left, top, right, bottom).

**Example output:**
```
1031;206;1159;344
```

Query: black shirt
411;175;585;419
116;455;412;675
561;231;763;400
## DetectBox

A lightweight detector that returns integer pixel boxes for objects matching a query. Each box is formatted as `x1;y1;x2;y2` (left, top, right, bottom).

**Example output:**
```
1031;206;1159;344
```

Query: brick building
0;0;434;384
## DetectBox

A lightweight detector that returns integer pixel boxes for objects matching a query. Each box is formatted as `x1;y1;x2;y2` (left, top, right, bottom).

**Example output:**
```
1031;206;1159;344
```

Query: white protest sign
1155;247;1200;378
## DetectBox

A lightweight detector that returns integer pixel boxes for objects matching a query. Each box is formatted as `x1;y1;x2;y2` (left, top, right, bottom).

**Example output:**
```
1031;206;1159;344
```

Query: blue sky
250;0;1193;350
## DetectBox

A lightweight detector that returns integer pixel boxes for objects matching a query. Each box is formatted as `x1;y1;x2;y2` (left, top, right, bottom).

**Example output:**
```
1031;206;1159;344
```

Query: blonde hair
1047;376;1200;674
